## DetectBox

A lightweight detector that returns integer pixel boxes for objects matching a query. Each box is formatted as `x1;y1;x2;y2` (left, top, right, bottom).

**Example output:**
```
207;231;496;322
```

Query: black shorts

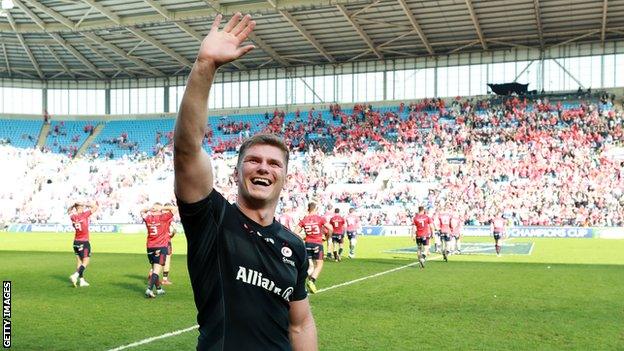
346;231;357;240
147;247;168;265
331;234;344;244
440;233;451;241
493;233;503;241
305;242;324;260
416;237;429;246
73;241;91;259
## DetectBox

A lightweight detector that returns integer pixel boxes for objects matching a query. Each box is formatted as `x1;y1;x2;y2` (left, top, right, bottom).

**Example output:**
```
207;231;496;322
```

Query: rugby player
296;202;333;293
173;12;316;350
411;206;434;268
68;201;98;287
344;208;361;258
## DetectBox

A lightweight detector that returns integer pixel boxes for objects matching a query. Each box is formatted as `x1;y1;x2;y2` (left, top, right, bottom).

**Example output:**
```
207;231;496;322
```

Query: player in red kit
277;206;296;231
450;213;463;254
345;208;361;258
491;215;507;257
431;212;441;253
141;202;175;298
411;206;435;268
296;202;333;293
68;201;98;287
147;202;178;285
329;208;346;261
323;203;335;260
436;209;452;262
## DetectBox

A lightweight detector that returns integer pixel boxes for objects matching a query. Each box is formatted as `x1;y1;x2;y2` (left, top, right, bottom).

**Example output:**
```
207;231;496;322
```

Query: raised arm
174;13;256;203
88;201;99;214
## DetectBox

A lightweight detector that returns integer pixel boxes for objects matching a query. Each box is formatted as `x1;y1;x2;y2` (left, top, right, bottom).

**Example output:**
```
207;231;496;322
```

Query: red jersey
450;215;462;236
345;213;360;232
144;212;174;248
329;215;346;234
412;213;432;237
70;210;92;241
437;213;452;233
161;211;175;243
492;218;506;233
299;214;326;244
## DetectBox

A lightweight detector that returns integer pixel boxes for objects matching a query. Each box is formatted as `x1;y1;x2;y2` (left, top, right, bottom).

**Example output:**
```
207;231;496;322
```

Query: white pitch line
107;325;199;351
107;256;435;351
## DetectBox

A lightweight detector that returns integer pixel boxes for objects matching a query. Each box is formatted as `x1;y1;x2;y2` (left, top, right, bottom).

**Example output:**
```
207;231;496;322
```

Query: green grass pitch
1;232;623;350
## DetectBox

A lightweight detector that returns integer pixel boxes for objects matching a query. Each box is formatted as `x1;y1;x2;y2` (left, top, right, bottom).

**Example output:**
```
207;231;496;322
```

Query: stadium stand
1;93;622;227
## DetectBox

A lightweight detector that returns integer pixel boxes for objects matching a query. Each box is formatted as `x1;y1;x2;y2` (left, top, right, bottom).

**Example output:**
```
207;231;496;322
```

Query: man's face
236;144;287;205
76;205;84;213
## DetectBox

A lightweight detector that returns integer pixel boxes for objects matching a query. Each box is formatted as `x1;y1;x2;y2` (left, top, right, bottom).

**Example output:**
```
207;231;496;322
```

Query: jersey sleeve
290;244;309;302
177;189;228;246
161;211;174;221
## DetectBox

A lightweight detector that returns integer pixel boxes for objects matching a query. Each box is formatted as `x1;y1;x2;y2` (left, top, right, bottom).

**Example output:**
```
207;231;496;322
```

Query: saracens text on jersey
235;266;294;302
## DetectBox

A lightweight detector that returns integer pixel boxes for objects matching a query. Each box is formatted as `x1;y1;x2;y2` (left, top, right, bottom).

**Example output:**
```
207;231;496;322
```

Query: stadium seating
44;120;99;156
0;119;42;148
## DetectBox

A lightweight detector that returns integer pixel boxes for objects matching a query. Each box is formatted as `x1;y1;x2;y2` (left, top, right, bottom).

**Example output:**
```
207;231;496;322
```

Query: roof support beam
551;58;584;89
465;0;487;50
15;0;107;78
126;27;193;68
336;4;382;59
81;41;134;77
13;0;46;30
1;0;371;33
1;43;10;77
24;0;75;30
141;0;244;70
601;0;608;45
81;0;120;23
548;30;600;48
81;33;163;76
7;13;44;79
204;0;288;68
247;33;289;66
267;0;335;62
45;45;75;79
49;33;107;79
533;0;544;50
350;0;380;17
397;0;434;55
84;0;192;71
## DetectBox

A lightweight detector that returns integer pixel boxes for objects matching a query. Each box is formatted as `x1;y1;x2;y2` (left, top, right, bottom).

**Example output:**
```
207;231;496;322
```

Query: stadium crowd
1;93;623;227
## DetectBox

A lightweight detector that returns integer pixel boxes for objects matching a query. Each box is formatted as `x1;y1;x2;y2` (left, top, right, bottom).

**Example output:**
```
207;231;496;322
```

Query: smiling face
235;143;288;208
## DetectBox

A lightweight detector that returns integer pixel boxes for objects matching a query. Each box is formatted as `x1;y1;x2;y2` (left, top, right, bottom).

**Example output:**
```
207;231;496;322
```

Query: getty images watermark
2;281;10;348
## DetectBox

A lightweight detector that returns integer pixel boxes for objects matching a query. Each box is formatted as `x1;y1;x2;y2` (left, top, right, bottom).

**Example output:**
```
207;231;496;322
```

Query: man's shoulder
277;224;305;247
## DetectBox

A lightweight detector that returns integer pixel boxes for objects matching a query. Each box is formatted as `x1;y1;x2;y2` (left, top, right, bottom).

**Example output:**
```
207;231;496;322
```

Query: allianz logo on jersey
236;266;294;302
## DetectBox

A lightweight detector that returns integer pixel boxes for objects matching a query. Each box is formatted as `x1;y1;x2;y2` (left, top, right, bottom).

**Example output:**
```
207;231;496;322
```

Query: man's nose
256;161;269;173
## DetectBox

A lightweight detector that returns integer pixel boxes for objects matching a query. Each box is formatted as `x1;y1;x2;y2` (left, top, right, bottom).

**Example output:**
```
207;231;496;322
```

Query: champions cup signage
361;225;595;238
8;223;118;233
507;227;593;238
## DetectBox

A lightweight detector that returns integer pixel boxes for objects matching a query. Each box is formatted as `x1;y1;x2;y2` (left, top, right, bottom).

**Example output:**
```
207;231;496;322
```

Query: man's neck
236;200;276;227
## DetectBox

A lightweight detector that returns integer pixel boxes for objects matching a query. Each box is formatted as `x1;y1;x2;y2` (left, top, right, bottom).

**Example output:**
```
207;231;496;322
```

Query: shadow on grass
112;281;145;295
124;273;148;282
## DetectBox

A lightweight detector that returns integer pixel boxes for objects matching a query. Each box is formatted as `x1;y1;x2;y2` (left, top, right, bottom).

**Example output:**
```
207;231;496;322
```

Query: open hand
197;13;256;67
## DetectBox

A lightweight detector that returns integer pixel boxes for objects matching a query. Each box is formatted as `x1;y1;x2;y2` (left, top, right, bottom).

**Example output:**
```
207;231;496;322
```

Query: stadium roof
0;0;623;80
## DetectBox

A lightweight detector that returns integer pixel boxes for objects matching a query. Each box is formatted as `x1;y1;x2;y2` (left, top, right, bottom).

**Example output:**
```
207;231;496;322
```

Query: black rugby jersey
178;190;308;351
